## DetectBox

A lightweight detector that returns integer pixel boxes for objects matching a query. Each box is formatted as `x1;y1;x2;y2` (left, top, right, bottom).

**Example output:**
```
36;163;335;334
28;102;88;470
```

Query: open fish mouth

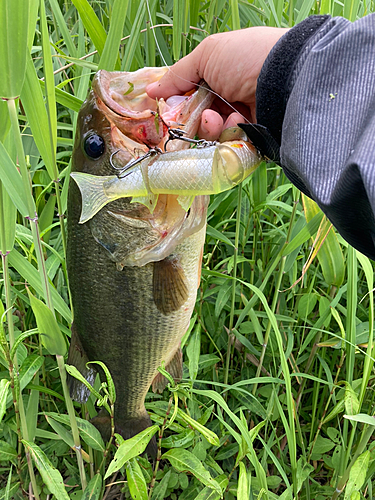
93;67;168;117
78;68;216;267
91;68;214;151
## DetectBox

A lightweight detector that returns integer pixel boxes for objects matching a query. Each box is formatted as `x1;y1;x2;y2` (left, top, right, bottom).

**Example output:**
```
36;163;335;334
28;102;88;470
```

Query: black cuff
254;15;331;154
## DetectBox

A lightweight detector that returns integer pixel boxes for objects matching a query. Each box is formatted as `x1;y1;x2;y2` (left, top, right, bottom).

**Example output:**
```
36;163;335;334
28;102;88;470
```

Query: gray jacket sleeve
242;14;375;260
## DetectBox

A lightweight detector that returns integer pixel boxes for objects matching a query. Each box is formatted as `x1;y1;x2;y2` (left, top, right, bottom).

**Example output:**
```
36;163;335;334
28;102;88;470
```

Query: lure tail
70;172;115;223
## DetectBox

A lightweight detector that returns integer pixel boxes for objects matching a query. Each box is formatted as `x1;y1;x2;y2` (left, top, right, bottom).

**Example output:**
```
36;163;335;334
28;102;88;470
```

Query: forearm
249;14;375;259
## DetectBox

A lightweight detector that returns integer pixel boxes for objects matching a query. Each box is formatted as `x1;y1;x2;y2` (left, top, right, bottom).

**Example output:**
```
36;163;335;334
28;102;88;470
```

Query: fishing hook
164;127;216;151
110;148;163;179
109;149;121;170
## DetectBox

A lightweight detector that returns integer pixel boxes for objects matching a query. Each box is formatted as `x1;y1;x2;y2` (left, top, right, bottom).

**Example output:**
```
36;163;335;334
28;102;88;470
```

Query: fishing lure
71;127;261;223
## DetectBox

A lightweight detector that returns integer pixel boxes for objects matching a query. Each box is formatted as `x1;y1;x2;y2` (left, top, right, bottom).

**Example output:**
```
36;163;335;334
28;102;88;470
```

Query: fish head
74;67;215;173
70;67;214;266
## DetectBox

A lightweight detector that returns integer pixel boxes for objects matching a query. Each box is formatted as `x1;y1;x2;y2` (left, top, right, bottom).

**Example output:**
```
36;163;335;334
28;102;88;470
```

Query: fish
71;128;260;224
67;67;261;455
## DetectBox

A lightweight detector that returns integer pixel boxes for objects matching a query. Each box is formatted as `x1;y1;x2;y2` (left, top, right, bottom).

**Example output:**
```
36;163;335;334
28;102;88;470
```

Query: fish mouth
92;68;215;150
92;67;168;119
88;68;215;266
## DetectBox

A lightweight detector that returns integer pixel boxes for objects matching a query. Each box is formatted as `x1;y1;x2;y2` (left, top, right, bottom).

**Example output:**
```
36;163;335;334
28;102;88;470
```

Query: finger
223;113;246;130
197;109;223;141
146;50;203;99
214;100;252;122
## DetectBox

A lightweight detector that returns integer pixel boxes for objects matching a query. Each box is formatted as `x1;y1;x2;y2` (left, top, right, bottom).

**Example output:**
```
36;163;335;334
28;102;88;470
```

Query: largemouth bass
67;68;215;454
67;67;260;454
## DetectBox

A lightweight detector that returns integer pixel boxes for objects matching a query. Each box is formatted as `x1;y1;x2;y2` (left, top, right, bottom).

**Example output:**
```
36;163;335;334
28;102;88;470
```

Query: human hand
146;27;289;140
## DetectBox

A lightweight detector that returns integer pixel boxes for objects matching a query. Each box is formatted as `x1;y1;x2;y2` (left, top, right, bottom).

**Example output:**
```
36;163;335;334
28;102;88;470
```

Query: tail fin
91;409;157;457
116;413;157;457
70;172;115;223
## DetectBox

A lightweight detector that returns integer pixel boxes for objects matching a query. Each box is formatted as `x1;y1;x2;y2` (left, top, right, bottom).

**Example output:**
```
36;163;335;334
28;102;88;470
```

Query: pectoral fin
67;324;96;403
153;256;188;315
152;347;183;393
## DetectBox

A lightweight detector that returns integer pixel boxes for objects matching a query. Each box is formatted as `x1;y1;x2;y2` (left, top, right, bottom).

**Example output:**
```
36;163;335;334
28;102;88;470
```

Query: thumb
146;50;203;99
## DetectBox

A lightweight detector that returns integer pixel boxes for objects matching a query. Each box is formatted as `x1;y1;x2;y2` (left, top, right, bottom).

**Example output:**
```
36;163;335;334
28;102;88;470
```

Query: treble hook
109;150;121;170
110;148;163;179
164;127;216;151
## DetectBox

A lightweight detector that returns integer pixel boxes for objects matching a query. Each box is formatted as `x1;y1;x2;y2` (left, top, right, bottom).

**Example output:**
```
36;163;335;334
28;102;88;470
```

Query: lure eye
83;134;105;159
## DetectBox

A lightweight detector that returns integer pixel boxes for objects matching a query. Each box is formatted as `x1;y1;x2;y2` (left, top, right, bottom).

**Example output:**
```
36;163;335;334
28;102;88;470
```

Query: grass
0;0;375;499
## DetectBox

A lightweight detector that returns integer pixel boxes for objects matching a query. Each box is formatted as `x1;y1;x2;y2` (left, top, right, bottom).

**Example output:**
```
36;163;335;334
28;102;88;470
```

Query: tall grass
0;0;375;499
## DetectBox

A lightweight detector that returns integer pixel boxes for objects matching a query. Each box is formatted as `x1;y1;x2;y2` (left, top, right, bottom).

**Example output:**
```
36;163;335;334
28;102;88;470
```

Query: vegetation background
0;0;375;499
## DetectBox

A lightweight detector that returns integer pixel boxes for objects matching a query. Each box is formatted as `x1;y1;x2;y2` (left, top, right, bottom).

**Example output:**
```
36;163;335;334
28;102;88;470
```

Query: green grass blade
27;290;67;356
40;81;84;112
303;196;345;286
204;0;218;33
99;0;129;71
122;0;146;71
21;55;55;180
49;0;77;57
0;183;16;253
0;0;30;98
173;0;183;61
26;375;39;442
8;248;72;322
6;355;44;405
0;99;10;143
40;0;57;157
295;0;317;23
0;142;28;216
145;0;156;67
238;462;249;499
71;0;107;55
343;0;360;20
187;324;201;382
0;380;10;424
28;0;38;50
230;0;241;30
356;252;374;407
320;0;332;14
22;440;70;500
346;246;357;386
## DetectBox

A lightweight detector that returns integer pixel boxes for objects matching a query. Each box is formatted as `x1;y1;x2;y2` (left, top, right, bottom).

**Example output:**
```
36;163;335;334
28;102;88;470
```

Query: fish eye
83;134;105;159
